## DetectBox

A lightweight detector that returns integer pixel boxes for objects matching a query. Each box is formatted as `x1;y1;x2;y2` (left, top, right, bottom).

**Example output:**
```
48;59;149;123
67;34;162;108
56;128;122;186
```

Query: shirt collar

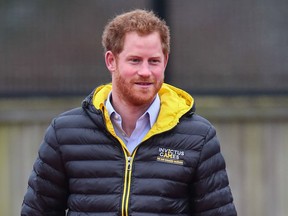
105;92;160;128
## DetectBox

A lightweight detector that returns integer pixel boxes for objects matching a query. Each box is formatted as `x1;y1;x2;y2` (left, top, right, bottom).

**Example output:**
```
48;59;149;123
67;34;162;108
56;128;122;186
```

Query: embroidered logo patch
157;147;184;165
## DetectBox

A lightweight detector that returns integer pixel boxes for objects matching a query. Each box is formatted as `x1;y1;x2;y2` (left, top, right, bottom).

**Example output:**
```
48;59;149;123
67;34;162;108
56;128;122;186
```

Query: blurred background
0;0;288;215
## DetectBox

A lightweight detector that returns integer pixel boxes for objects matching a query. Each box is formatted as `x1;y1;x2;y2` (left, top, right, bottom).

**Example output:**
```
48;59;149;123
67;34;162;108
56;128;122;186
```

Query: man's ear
164;54;169;69
105;51;117;72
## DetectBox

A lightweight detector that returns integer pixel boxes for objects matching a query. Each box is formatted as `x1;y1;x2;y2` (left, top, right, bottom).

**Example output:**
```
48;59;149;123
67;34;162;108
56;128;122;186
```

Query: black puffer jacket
21;83;237;216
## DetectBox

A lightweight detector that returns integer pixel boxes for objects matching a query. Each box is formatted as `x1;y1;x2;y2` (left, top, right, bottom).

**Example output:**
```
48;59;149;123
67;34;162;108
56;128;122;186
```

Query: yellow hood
92;83;194;141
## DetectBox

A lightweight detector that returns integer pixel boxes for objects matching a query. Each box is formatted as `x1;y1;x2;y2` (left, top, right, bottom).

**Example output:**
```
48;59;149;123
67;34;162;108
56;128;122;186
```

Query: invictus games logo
157;147;185;165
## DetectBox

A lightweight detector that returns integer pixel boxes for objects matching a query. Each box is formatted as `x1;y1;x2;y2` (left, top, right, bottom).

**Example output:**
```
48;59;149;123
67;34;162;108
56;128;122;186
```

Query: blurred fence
1;0;288;97
0;96;288;216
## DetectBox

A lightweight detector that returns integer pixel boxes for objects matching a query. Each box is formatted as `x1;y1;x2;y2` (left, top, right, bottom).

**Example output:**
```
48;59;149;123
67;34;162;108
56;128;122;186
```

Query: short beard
114;71;163;106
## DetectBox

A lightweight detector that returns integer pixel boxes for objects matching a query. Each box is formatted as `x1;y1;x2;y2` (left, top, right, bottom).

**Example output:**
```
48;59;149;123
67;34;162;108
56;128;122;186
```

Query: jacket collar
84;83;195;139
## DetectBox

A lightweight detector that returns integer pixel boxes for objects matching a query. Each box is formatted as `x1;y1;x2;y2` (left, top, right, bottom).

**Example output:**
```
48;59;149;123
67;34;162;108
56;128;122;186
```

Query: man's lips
135;82;153;85
134;80;154;85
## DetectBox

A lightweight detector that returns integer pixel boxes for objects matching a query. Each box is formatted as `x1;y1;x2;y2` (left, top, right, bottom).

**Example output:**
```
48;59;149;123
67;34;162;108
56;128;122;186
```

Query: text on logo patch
157;147;184;165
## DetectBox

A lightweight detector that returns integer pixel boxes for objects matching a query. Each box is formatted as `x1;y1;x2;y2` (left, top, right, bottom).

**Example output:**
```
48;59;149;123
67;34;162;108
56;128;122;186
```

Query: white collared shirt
105;92;160;154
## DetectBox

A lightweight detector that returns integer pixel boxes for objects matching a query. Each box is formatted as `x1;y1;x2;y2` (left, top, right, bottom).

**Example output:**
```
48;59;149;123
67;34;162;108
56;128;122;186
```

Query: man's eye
150;59;160;64
130;58;140;63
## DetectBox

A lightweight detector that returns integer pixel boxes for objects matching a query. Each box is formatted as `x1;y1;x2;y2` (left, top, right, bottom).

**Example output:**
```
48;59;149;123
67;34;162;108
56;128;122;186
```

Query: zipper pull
127;156;132;171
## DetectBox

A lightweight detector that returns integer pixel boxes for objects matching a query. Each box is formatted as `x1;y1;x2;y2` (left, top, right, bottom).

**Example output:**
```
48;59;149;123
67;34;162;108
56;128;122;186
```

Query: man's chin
129;94;155;106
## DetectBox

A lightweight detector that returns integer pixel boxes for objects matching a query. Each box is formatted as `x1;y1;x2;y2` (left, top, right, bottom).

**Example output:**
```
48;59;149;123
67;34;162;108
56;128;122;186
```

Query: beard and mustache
113;70;164;106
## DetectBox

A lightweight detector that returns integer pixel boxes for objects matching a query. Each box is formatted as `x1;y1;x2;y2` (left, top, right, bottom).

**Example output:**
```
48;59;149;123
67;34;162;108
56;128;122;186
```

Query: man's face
106;31;168;106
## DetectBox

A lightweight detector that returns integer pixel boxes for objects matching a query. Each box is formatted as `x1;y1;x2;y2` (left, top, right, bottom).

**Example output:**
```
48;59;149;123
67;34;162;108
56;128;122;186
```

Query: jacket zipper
121;155;133;216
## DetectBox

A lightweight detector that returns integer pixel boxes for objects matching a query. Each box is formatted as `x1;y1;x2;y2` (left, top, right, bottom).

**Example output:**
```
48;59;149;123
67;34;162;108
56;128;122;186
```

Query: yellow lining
92;83;194;143
121;149;129;216
121;150;137;216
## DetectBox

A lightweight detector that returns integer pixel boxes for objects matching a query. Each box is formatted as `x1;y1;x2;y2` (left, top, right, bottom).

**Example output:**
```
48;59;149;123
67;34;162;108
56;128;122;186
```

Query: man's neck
111;97;151;137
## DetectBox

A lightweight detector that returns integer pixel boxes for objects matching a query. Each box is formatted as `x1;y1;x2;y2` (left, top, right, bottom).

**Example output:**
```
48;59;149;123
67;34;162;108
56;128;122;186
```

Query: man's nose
138;62;151;76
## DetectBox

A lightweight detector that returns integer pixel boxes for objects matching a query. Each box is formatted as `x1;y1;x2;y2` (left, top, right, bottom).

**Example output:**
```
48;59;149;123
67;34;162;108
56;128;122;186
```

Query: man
21;9;237;216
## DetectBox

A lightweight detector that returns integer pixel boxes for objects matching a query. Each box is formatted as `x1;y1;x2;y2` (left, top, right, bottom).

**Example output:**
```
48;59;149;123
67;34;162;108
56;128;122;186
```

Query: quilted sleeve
191;125;237;216
21;120;68;216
